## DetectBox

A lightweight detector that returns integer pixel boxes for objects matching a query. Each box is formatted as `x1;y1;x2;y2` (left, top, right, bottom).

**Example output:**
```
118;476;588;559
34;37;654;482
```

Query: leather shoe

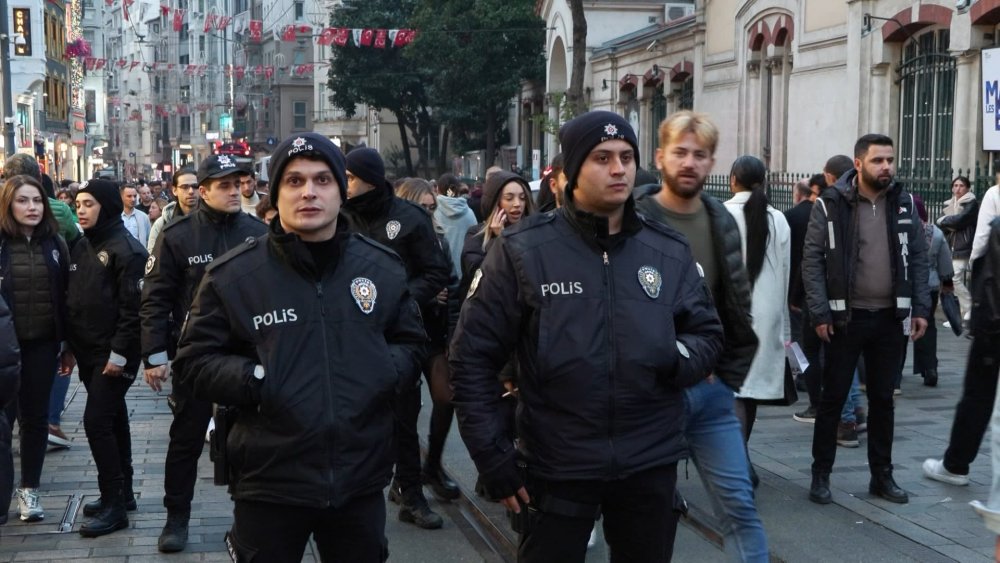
809;473;831;504
922;369;938;387
869;469;908;504
422;465;460;501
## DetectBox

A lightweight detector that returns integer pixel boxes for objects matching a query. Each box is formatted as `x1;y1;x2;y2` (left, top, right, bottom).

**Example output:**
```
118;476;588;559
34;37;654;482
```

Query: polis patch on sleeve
350;277;377;314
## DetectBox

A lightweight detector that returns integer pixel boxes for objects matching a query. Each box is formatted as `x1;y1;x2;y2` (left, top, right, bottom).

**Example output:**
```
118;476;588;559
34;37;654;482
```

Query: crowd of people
0;109;997;562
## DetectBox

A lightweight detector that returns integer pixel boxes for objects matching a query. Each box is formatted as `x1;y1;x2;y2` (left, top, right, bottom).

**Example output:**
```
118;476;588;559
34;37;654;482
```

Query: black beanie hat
346;147;391;194
78;179;124;232
558;111;639;201
481;170;530;218
268;133;348;206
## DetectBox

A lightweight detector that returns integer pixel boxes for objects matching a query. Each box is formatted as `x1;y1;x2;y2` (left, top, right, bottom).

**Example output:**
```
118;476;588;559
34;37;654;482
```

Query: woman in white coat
724;155;791;445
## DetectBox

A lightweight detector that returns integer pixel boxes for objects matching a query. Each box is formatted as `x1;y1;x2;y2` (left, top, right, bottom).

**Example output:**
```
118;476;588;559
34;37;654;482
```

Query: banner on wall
982;47;1000;151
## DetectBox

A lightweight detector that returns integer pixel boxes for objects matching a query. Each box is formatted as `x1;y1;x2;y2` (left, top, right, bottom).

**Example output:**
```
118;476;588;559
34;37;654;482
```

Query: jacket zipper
602;251;618;478
315;281;336;507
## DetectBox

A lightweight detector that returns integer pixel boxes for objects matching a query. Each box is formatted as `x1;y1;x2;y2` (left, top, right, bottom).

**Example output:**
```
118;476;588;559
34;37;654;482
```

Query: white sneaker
205;418;215;444
16;488;44;522
923;458;969;486
587;526;598;549
943;321;952;328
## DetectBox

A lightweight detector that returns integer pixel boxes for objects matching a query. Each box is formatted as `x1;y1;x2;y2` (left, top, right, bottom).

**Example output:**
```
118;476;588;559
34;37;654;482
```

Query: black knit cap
267;133;348;206
346;147;392;193
78;179;124;232
558;111;639;200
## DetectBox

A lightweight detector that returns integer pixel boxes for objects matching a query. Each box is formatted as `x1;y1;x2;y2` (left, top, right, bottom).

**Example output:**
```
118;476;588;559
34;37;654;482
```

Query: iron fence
697;163;995;218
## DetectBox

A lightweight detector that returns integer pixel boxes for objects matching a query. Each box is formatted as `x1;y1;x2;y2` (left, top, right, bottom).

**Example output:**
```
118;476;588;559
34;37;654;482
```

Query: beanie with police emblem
558;111;639;201
267;132;348;207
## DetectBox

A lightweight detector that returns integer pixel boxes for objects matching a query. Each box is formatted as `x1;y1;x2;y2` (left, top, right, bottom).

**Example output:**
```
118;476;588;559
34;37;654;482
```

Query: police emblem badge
145;255;156;276
637;265;661;299
98;251;110;266
350;277;378;314
386;220;401;240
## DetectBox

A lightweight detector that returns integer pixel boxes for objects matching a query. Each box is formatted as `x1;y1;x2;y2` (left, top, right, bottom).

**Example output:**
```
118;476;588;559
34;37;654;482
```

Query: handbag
940;291;963;336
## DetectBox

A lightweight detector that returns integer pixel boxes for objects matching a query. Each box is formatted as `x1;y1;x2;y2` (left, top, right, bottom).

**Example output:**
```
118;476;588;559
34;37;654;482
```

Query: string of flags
83;59;327;79
102;0;416;48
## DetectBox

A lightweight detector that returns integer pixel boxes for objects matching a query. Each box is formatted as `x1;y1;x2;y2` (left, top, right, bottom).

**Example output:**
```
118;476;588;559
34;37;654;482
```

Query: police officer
450;111;725;562
66;179;147;537
140;154;267;553
342;148;450;528
172;133;426;562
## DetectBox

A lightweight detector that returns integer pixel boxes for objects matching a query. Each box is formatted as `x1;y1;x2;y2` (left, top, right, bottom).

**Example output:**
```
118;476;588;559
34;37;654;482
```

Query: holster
505;461;603;536
211;405;238;486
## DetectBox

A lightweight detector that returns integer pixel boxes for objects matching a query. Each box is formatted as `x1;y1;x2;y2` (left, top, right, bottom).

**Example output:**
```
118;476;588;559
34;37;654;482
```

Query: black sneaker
398;489;443;529
793;406;817;423
157;510;190;553
836;421;859;448
422;465;460;501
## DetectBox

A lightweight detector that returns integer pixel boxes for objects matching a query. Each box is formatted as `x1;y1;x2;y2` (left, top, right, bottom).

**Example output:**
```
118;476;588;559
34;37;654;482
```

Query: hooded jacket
937;191;978;259
342;182;450;308
802;170;931;327
634;185;758;391
172;219;426;509
434;194;477;279
450;196;723;495
141;203;267;366
67;182;148;372
146;200;190;254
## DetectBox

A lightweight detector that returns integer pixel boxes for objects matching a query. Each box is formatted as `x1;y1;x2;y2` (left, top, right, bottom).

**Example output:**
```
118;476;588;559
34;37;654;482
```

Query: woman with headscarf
65;179;148;537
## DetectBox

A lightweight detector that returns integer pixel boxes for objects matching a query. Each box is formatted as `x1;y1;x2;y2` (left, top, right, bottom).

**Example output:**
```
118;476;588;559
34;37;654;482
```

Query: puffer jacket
450;200;723;494
173;219;426;509
634;185;758;391
937;192;978;259
0;235;69;344
0;293;20;408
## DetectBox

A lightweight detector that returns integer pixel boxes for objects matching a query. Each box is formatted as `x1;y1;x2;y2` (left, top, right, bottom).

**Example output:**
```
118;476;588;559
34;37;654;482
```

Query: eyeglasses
177;184;198;191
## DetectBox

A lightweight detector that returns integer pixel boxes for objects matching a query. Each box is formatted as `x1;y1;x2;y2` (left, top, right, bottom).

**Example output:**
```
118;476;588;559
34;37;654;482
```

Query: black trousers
163;371;213;512
0;404;12;525
392;383;422;490
519;464;677;563
943;334;1000;475
800;309;824;408
79;360;134;483
3;339;59;488
228;493;388;563
812;309;905;475
912;291;940;375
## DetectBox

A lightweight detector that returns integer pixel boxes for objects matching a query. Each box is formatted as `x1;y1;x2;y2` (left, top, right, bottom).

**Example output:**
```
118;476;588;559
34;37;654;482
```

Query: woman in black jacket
65;180;147;537
0;175;70;524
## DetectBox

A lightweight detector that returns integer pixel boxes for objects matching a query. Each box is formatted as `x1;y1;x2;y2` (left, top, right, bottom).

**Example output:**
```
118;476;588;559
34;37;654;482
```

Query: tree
327;0;432;175
565;0;588;117
407;0;544;169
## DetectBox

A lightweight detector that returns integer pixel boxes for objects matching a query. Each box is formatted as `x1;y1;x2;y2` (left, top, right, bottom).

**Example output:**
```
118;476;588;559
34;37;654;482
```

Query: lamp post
0;0;17;157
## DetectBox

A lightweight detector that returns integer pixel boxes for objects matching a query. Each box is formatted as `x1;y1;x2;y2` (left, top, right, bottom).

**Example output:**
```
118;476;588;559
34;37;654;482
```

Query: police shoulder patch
637;265;662;299
350;277;378;314
145;255;156;276
467;269;483;298
386;220;402;240
97;250;110;267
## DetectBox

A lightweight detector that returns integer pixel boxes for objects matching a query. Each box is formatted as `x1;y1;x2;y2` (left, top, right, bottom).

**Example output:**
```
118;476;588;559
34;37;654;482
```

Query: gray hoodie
434;195;478;279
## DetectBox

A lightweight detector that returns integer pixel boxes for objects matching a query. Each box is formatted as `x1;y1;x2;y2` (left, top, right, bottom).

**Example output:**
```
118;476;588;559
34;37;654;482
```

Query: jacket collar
197;203;240;225
561;196;642;251
267;214;349;280
344;184;392;220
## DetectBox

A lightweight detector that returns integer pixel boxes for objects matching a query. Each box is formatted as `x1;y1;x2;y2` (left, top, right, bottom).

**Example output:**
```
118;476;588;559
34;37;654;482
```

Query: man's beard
662;169;704;200
861;168;892;191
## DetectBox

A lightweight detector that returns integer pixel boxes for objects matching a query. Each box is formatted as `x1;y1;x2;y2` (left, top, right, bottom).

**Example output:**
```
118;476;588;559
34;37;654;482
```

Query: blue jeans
48;371;71;426
840;371;861;423
683;378;768;562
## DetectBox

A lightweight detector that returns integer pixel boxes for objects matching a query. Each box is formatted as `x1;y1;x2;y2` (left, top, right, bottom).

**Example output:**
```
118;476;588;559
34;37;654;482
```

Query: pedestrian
342;147;451;530
635;111;767;562
434;173;478;280
535;153;566;212
141;154;267;553
147;198;164;223
136;184;155;215
936;176;976;334
451;110;724;562
910;195;953;387
66;179;147;537
0;175;71;523
172;132;426;562
2;156;79;244
120;184;151;247
723;156;791;445
0;292;20;536
395;177;462;502
785;176;821;394
238;168;261;215
803;134;931;505
254;197;276;224
147;167;199;253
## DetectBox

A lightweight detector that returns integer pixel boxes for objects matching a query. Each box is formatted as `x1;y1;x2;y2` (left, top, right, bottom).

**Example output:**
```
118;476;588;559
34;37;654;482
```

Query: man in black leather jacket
140;154;267;552
174;132;425;562
451;111;723;562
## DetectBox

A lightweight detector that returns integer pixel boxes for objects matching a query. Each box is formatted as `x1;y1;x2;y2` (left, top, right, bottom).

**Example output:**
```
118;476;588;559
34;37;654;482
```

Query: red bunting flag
117;58;128;68
374;29;387;49
264;66;274;79
316;27;336;46
203;13;217;33
184;64;196;76
198;65;208;76
123;0;134;21
360;29;374;47
216;15;232;30
248;20;263;42
160;4;170;15
394;29;415;47
129;60;141;71
281;25;296;42
144;103;152;110
333;28;350;47
95;58;106;70
297;24;312;34
172;9;186;32
85;57;96;70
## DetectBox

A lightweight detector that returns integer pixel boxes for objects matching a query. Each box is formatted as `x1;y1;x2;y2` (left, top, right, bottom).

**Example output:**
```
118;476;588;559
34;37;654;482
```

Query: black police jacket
140;206;266;365
450;201;724;492
343;186;451;308
172;220;427;509
0;292;19;407
67;224;147;373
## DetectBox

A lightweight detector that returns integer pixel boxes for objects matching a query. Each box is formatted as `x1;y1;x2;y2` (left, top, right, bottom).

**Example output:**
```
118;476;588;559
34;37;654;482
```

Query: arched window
649;87;667;161
897;30;955;176
678;77;693;110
